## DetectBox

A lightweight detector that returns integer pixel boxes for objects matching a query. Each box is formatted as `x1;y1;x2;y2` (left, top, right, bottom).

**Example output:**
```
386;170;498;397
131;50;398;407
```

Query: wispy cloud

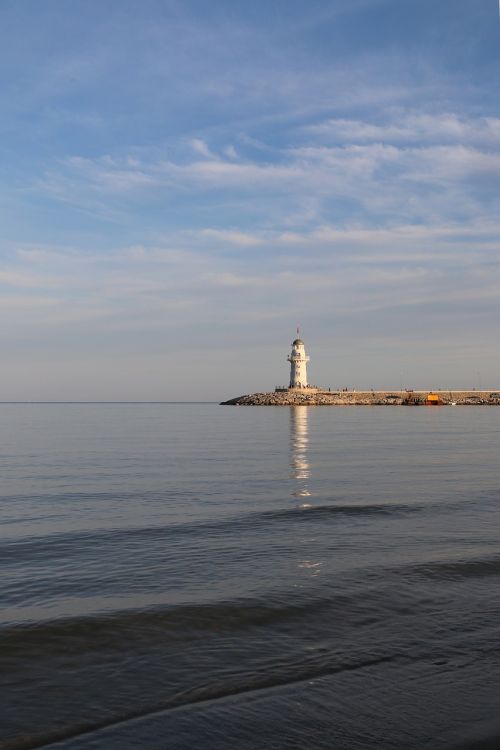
306;113;500;145
29;117;500;234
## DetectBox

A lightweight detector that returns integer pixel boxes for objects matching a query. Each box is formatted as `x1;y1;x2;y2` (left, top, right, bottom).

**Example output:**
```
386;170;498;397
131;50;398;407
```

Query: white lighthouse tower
287;331;310;389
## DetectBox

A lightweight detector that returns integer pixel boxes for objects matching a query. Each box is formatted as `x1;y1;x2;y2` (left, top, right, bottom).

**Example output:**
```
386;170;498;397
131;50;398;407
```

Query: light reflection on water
290;406;311;498
290;407;323;578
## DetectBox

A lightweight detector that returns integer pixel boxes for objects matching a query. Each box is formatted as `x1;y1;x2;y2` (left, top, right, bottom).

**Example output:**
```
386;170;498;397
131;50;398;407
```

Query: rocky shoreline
221;390;500;406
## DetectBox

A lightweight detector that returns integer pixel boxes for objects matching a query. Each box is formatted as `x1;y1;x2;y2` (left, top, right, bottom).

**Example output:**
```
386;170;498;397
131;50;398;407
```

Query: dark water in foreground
2;403;500;750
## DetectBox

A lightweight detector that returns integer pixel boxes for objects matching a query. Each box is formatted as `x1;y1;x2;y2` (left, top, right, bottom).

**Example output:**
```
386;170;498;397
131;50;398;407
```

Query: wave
1;588;411;749
0;593;340;652
412;555;500;580
2;650;405;750
263;502;420;521
0;501;420;565
3;571;498;749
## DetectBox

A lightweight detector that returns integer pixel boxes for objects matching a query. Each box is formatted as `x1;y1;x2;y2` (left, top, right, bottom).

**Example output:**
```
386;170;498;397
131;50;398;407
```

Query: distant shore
221;390;500;406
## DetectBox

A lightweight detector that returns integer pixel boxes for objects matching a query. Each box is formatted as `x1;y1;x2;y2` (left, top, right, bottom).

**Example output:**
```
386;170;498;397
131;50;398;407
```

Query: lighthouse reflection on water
289;406;311;499
290;407;323;577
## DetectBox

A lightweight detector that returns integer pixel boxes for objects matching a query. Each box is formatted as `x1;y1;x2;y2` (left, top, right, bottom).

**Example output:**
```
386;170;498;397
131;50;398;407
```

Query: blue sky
1;0;500;399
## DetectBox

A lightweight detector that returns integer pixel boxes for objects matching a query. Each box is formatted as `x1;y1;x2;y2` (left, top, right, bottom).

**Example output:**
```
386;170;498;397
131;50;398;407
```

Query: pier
221;390;500;406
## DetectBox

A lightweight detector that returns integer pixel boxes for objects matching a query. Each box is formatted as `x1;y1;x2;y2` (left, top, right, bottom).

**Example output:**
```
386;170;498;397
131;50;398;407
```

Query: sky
1;0;500;400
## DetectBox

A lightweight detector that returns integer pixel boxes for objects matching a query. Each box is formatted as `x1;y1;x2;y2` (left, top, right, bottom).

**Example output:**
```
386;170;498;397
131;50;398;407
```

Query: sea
2;402;500;750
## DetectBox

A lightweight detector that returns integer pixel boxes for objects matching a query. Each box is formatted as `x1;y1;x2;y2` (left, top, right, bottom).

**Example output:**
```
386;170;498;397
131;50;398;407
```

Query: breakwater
221;390;500;406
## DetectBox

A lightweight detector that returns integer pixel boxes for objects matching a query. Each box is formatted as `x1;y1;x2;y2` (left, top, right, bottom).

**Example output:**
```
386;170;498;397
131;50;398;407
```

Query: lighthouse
287;333;310;389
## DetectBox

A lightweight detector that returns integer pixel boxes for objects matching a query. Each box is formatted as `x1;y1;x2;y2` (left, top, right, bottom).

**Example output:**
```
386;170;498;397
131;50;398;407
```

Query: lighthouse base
275;386;319;393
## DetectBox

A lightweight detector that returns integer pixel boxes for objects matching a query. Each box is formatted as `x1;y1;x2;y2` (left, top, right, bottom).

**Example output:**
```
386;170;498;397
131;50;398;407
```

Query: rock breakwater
221;390;500;406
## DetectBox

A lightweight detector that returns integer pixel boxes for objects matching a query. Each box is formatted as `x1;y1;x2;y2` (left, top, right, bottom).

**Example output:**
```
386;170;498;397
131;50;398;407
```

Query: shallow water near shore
2;403;500;749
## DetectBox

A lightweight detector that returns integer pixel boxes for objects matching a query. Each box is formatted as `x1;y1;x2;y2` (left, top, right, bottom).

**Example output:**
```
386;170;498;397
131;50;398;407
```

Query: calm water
2;403;500;750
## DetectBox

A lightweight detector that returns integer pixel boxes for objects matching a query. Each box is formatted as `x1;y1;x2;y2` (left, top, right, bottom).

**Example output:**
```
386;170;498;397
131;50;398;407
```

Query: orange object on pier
426;392;442;405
